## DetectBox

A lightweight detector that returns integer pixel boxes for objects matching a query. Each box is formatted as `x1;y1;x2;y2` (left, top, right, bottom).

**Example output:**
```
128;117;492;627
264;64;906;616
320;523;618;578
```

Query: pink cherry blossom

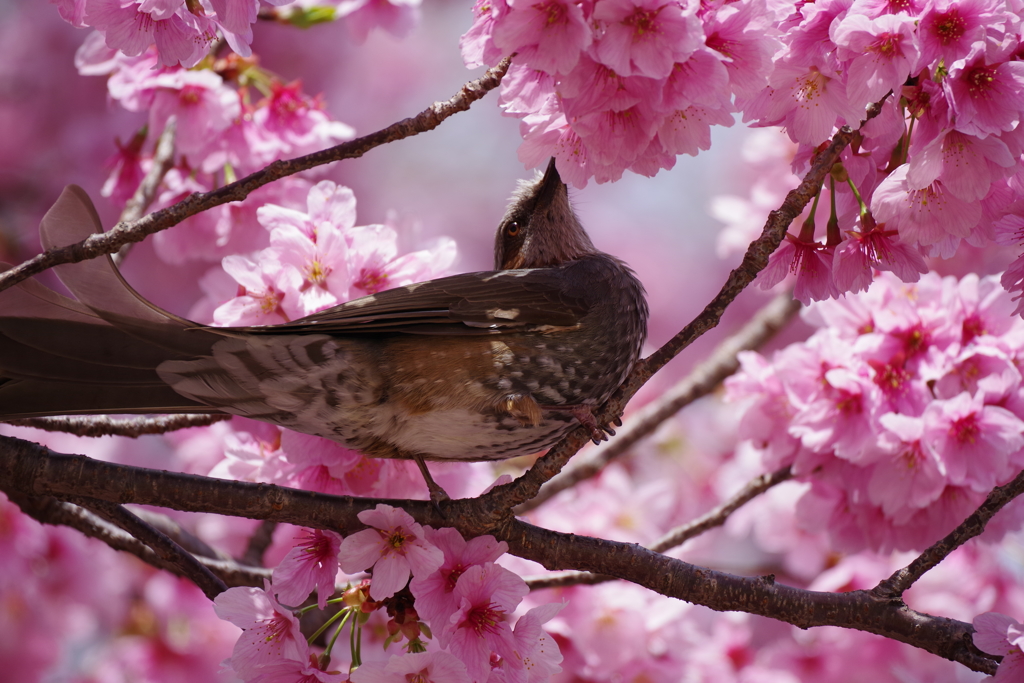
446;563;529;682
214;252;291;325
702;0;780;98
746;62;860;146
832;226;928;293
147;68;241;157
492;603;564;683
592;0;702;79
944;51;1024;139
461;0;511;69
248;655;348;683
867;413;947;518
831;13;920;109
339;504;444;600
907;129;1017;203
213;580;310;679
336;0;422;43
409;527;508;635
84;0;218;68
247;82;356;166
350;651;472;683
272;528;343;610
916;0;1004;69
755;234;840;304
921;391;1024;492
871;164;981;254
973;612;1024;682
493;0;591;75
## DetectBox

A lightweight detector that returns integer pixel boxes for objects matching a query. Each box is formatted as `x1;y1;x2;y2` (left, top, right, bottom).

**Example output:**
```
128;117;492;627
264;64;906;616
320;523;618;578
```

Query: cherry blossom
213;580;310;679
973;612;1024;682
272;529;344;610
350;651;471;683
339;505;444;600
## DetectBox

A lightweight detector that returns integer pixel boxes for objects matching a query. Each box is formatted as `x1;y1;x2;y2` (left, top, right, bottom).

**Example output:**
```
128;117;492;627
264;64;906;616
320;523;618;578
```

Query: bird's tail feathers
0;185;222;417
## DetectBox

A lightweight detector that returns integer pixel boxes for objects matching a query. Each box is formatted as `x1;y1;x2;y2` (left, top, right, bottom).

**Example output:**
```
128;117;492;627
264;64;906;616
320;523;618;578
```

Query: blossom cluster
213;505;563;683
467;0;1024;313
726;271;1024;553
52;0;421;68
746;0;1024;307
205;179;456;325
461;0;778;186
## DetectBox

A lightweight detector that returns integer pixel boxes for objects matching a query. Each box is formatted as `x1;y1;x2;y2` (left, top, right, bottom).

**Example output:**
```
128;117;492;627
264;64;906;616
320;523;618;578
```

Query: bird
0;159;648;499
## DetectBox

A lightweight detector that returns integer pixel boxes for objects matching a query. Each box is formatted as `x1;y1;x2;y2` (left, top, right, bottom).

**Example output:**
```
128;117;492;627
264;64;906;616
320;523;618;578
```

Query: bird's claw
569;406;615;445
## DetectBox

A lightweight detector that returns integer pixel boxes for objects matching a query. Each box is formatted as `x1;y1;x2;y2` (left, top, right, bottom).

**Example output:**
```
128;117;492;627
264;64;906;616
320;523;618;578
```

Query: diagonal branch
874;468;1024;598
113;116;178;265
71;496;228;599
523;465;793;590
477;107;881;520
8;491;272;588
0;57;512;295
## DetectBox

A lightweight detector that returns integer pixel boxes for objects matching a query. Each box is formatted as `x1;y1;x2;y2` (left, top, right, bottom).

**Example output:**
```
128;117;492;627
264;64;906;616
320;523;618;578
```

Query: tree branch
0;57;512;295
70;496;228;599
523;466;792;590
113;116;178;265
5;491;269;588
875;468;1024;598
3;413;230;438
0;436;997;674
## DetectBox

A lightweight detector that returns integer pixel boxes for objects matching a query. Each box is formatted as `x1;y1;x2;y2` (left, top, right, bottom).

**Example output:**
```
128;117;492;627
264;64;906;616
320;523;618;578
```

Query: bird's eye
506;222;520;237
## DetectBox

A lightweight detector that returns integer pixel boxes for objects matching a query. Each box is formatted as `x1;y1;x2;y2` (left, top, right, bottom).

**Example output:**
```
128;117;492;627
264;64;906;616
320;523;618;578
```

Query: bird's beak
535;158;564;209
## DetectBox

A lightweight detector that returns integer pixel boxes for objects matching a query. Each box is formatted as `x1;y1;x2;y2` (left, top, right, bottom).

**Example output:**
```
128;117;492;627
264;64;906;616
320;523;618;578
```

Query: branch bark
0;437;997;674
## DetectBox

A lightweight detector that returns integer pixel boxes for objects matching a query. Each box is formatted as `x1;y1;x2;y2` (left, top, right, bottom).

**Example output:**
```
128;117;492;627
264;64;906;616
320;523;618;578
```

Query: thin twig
875;468;1024;598
0;58;512;295
240;519;279;567
113;117;178;265
72;497;228;599
651;465;795;553
523;466;793;590
7;491;271;588
3;413;230;438
518;292;799;513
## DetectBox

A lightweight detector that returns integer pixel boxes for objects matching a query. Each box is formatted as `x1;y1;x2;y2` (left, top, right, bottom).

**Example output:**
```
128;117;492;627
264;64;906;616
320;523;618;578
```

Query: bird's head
494;158;597;270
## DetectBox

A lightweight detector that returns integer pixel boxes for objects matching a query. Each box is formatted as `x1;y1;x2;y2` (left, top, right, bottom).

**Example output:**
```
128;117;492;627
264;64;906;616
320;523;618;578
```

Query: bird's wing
238;268;590;336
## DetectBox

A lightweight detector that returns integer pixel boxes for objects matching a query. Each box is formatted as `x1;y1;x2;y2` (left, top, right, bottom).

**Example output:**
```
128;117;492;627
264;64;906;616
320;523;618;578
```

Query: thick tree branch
518;292;799;513
0;57;512;295
0;436;997;674
501;519;996;675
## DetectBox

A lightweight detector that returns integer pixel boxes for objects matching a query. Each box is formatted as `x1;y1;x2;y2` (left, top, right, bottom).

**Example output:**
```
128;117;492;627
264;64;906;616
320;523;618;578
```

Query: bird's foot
544;404;615;445
412;453;450;513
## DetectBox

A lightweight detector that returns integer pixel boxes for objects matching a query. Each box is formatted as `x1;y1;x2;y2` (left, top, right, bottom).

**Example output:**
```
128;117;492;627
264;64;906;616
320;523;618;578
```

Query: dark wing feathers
240;269;589;336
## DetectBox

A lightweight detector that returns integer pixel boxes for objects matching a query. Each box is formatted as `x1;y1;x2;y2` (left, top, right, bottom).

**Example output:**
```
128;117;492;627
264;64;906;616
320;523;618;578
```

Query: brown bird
0;160;648;497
